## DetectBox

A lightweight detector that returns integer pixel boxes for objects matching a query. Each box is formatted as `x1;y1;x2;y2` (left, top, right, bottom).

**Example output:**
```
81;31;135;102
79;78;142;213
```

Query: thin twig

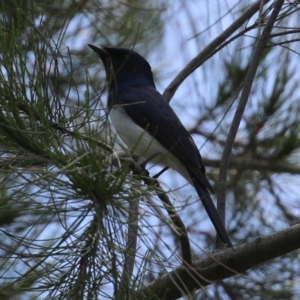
203;158;300;175
267;38;300;47
143;176;192;266
16;101;114;153
162;0;270;102
216;0;285;248
128;160;192;266
269;29;300;37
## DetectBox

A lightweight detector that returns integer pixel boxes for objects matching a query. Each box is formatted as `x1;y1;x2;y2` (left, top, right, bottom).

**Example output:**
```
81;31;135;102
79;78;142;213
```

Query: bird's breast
109;106;189;180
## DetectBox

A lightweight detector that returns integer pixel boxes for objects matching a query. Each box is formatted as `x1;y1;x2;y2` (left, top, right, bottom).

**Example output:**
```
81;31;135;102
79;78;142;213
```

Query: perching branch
127;159;192;266
139;223;300;300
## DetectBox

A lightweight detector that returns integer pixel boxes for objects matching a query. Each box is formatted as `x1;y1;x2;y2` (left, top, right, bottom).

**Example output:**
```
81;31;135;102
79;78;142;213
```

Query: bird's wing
112;85;213;192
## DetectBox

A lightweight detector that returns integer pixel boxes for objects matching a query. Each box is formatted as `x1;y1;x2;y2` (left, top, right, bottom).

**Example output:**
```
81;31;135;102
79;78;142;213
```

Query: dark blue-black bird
88;44;232;248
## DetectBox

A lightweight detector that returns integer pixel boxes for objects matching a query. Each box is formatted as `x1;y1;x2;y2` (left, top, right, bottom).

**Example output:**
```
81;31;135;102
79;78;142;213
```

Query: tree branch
216;0;285;248
128;159;192;266
141;176;192;266
203;158;300;175
139;223;300;300
117;192;139;298
162;0;270;102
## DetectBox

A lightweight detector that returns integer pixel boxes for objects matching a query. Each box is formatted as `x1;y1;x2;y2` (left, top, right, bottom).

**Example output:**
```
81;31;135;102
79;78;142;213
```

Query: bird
88;44;232;248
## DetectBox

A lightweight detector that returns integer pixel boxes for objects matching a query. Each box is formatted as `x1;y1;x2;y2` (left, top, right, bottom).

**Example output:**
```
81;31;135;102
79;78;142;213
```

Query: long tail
191;176;232;248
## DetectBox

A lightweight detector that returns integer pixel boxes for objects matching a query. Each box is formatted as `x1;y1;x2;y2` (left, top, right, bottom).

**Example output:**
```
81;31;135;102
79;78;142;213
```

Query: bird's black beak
88;44;109;57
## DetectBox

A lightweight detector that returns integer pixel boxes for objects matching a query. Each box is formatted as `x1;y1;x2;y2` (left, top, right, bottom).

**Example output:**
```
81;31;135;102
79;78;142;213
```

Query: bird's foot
153;166;169;179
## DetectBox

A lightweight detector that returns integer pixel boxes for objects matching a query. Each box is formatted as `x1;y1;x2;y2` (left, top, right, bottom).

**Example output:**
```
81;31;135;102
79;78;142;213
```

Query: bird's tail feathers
191;176;232;248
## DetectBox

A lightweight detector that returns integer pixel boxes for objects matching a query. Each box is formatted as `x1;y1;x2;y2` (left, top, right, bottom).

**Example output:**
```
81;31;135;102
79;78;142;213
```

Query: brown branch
216;0;285;248
138;223;300;300
269;29;300;37
162;0;270;102
128;160;192;266
267;38;300;47
117;182;140;298
142;176;192;266
203;158;300;175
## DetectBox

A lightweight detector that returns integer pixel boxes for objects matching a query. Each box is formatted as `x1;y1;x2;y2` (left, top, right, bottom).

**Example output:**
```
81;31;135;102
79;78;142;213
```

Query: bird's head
88;45;156;90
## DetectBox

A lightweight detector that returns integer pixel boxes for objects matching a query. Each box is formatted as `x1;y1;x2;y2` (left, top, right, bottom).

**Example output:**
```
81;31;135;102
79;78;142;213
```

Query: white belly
110;107;190;180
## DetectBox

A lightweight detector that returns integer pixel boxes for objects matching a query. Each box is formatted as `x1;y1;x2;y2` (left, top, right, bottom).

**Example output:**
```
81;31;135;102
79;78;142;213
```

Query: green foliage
0;0;165;298
0;0;300;299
